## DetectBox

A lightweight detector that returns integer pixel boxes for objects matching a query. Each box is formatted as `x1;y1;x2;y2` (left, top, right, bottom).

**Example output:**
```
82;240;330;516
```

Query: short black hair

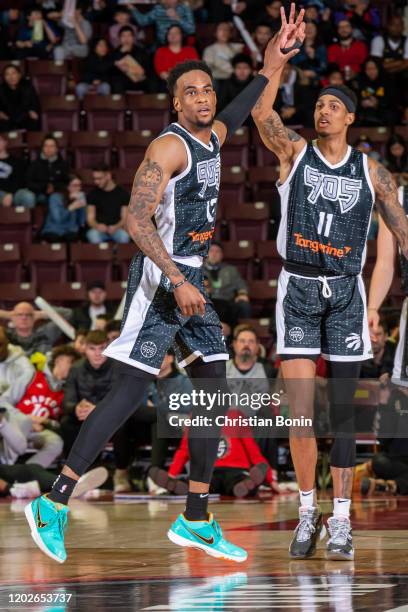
118;25;135;37
232;53;253;69
106;319;121;333
92;163;111;173
167;60;213;96
49;345;81;371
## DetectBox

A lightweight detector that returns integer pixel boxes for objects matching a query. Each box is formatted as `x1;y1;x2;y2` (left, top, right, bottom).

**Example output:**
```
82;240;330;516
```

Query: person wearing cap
71;281;116;332
252;3;408;562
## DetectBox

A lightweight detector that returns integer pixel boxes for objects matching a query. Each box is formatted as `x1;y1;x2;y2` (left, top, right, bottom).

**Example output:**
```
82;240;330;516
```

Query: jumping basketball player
368;184;408;387
24;16;303;564
252;5;408;560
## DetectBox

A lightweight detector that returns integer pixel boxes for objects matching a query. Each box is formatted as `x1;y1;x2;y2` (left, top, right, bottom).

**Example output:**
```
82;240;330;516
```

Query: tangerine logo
294;233;352;258
188;229;215;244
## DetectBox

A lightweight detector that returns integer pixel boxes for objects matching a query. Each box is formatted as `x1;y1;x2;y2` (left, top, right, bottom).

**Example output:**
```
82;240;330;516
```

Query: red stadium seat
27;60;67;96
113;168;134;193
26;131;69;160
76;169;95;191
221;240;255;280
106;281;127;302
70;243;114;284
248;166;279;203
39;282;87;305
220;167;246;204
0;243;22;282
257;241;281;280
247;279;278;317
224;201;270;241
348;126;391;155
40;95;80;132
222;127;249;169
25;244;68;285
394;126;408;141
116;243;139;280
253;128;280;167
70;132;113;168
0;207;31;244
114;131;157;169
127;93;171;132
83;94;126;131
0;283;36;308
5;131;25;158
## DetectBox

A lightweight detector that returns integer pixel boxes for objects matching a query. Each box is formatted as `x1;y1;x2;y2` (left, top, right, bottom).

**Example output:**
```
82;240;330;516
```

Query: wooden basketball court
1;493;408;610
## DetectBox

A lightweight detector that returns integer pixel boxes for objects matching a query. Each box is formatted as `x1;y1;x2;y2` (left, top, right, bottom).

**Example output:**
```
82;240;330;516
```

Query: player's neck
177;118;212;145
315;136;349;165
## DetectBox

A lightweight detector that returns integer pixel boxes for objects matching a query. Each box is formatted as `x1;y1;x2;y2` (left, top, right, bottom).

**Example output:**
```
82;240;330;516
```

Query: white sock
333;497;351;519
299;488;315;508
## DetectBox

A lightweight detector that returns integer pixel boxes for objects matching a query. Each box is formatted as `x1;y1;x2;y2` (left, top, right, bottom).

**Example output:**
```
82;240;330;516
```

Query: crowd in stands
0;0;407;501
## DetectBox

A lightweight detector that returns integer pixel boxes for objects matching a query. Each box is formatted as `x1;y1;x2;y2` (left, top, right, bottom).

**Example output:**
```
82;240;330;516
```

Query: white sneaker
146;476;167;496
10;480;41;499
72;467;109;499
113;469;132;493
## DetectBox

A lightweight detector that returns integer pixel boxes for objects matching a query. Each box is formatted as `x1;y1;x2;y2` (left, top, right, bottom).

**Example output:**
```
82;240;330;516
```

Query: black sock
48;473;78;505
184;491;209;521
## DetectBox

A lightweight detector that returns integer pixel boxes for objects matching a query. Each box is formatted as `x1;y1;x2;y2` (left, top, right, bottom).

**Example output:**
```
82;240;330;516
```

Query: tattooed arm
127;135;206;316
369;159;408;260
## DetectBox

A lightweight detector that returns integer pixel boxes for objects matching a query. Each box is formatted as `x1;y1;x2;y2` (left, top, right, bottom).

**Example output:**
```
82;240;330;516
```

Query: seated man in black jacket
60;330;115;455
0;133;35;209
26;134;70;206
72;281;116;331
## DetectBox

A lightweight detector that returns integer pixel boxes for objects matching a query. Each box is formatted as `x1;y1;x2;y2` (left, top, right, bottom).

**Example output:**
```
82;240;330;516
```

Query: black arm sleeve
215;74;269;141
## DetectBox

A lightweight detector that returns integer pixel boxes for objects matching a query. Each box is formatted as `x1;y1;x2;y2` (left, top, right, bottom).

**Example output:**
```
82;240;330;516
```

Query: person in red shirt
154;24;198;86
150;408;279;497
328;20;368;79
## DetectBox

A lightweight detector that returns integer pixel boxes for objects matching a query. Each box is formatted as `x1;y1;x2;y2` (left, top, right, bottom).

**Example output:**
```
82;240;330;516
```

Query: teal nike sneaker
167;513;248;562
24;495;69;563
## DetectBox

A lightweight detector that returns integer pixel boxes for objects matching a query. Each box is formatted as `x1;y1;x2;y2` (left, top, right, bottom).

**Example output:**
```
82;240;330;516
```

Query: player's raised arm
213;2;305;147
369;158;408;260
126;135;206;317
251;5;306;168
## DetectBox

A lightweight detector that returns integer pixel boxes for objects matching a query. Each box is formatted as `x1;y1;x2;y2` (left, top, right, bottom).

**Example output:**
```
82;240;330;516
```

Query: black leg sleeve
327;361;361;468
185;359;230;484
66;369;154;476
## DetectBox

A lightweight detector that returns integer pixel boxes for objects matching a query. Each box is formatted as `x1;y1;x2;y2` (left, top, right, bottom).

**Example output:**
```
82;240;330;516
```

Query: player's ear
173;95;182;113
346;112;355;126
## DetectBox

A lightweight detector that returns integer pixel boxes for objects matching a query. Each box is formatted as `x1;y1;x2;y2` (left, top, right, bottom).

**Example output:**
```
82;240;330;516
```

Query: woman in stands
41;175;87;243
154;25;198;89
76;38;113;100
0;64;41;131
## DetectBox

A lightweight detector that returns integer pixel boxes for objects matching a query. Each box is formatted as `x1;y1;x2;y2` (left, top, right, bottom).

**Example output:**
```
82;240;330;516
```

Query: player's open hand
261;4;305;76
174;281;206;317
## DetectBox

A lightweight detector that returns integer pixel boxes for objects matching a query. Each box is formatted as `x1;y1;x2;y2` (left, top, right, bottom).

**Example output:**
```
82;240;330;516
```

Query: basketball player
252;5;408;560
24;17;303;564
368;184;408;387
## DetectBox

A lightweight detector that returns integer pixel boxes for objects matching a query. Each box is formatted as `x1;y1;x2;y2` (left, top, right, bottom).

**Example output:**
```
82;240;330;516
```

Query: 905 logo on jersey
304;165;362;213
197;157;221;198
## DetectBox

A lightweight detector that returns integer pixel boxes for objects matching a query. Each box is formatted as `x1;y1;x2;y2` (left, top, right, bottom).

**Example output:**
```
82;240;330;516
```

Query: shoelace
296;513;316;542
329;519;350;545
317;275;332;298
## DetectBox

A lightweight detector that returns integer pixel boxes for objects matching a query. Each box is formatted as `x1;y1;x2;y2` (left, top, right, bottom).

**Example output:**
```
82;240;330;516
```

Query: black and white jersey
399;185;408;292
277;142;375;275
154;122;221;259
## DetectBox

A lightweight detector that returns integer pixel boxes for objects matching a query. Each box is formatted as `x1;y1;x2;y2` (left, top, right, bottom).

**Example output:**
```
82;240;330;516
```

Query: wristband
173;278;187;290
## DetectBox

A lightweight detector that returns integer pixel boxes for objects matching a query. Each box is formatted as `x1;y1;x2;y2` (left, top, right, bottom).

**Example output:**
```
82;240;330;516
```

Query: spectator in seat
0;64;41;132
0;405;31;475
202;22;243;84
154;25;198;86
334;0;381;42
0;302;72;358
75;37;113;100
385;135;408;176
370;16;408;77
60;330;114;455
86;164;130;244
354;57;394;126
323;64;345;88
41;174;87;243
73;328;88;355
217;53;253;114
290;21;327;83
72;281;116;332
109;7;138;49
106;320;121;343
53;2;92;61
360;319;395;380
130;0;195;46
15;7;59;59
249;23;273;69
0;134;35;209
328;19;368;79
255;1;282;32
276;63;314;127
204;242;251;327
26;134;70;206
0;327;35;415
111;26;152;94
